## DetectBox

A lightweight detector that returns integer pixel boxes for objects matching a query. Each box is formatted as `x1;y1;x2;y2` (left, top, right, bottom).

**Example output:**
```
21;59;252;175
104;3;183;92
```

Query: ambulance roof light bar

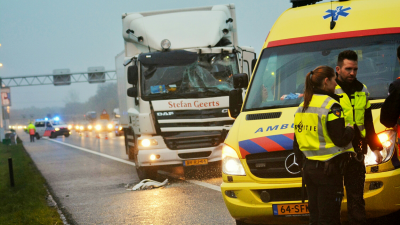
291;0;350;8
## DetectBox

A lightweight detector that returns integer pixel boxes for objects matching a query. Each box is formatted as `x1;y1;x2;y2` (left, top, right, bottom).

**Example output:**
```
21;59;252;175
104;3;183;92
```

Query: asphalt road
19;131;233;225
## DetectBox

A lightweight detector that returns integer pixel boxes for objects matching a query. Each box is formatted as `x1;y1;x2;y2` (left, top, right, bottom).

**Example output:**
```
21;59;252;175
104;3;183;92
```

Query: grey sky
0;0;330;109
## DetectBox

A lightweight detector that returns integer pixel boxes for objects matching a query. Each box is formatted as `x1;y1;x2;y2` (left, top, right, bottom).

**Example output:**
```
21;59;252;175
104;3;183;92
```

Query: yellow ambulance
221;0;400;224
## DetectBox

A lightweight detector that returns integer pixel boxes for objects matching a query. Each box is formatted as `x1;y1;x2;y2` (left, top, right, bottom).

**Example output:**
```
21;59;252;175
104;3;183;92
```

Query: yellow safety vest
335;84;370;138
294;94;355;161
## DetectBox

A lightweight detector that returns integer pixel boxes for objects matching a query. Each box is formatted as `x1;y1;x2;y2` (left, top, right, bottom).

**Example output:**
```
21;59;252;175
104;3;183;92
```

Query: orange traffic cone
105;134;108;140
86;133;89;137
96;134;100;139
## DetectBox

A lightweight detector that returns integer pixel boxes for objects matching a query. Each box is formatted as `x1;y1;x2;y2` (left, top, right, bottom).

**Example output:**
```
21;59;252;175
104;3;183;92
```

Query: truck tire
124;129;137;160
64;133;70;138
136;166;159;181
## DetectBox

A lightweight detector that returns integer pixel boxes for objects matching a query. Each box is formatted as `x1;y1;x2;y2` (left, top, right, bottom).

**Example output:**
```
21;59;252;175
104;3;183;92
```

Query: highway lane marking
45;138;221;192
45;138;136;166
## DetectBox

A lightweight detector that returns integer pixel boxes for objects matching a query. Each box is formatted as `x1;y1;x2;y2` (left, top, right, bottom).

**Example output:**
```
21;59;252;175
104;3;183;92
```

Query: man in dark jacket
335;50;383;225
380;45;400;128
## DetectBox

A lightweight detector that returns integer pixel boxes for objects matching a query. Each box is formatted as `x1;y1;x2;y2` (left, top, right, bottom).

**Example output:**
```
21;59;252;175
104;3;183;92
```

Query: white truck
116;4;255;179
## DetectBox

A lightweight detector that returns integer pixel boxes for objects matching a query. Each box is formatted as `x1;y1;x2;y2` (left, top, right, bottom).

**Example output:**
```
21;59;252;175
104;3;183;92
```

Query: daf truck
116;4;255;179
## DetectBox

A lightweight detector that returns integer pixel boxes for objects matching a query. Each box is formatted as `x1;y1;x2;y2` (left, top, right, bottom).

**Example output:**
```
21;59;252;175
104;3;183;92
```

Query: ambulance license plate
273;203;309;216
184;159;208;166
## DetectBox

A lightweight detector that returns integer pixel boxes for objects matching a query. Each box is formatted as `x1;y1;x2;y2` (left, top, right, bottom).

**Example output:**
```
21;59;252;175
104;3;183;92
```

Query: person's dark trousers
30;135;35;142
344;155;366;225
304;160;344;225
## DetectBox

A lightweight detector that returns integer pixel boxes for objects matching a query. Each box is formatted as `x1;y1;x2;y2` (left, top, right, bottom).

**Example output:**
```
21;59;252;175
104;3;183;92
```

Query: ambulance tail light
222;144;246;176
365;130;396;166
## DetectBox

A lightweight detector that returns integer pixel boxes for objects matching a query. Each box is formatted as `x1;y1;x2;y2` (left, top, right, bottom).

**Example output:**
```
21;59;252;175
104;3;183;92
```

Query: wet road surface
19;131;233;224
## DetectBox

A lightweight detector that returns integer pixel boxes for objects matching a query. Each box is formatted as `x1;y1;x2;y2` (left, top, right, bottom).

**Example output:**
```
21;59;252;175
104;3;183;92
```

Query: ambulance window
46;122;52;127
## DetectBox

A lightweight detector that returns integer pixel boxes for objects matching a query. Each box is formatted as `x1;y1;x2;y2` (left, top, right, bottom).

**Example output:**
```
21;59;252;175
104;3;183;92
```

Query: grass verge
0;140;63;225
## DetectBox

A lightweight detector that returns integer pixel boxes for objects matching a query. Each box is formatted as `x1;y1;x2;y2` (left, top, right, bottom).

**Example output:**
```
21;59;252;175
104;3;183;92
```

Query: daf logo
222;109;228;113
285;153;301;175
157;112;174;116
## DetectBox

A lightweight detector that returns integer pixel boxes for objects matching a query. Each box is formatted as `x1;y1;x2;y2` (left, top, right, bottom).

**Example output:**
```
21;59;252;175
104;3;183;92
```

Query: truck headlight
222;144;246;176
88;125;92;130
119;126;123;131
55;128;60;131
107;124;113;129
68;125;72;130
365;130;396;166
95;125;101;131
140;139;158;147
80;126;84;130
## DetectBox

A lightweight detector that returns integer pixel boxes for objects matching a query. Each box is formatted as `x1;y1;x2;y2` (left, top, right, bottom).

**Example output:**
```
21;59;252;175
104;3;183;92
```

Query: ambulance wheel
235;220;251;225
35;133;41;140
136;166;159;181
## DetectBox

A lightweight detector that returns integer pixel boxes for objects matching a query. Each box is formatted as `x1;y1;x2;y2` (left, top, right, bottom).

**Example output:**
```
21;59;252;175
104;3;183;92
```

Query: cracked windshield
142;53;238;99
2;0;400;224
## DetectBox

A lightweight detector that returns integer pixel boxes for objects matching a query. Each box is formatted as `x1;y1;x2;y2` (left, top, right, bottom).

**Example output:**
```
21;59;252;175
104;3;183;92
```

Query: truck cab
116;4;255;179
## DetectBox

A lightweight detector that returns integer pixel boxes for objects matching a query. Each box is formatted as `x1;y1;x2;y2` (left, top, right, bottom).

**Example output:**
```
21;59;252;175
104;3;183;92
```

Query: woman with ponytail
293;66;355;225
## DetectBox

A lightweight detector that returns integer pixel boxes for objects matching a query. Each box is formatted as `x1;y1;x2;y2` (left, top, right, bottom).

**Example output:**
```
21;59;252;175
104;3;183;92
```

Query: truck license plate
184;159;208;166
272;203;309;216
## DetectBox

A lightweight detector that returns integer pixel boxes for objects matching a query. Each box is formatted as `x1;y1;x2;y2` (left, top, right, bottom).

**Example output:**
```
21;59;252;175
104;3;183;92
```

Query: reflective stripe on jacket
294;94;354;161
335;84;370;138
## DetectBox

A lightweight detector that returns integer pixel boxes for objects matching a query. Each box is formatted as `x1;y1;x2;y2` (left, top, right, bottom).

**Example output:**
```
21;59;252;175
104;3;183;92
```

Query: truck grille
178;151;212;159
163;131;222;150
246;151;301;178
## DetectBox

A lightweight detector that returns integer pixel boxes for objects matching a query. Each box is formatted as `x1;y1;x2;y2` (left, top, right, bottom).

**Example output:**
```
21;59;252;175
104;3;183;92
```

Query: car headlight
80;126;84;130
68;125;72;130
107;124;113;129
75;126;79;130
88;125;92;130
55;128;60;131
222;144;246;176
119;126;123;131
140;139;158;147
95;125;101;130
365;130;396;166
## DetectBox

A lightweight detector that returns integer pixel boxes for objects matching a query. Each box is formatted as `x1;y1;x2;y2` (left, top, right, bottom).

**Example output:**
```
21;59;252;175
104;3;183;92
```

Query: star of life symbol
323;6;351;21
285;153;301;175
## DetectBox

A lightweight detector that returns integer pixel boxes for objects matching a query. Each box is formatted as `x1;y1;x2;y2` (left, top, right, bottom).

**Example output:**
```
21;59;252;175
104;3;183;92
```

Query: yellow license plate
184;159;208;166
273;203;309;216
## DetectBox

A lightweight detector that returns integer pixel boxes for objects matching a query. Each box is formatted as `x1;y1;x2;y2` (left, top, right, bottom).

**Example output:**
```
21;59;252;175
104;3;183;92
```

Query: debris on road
128;179;168;191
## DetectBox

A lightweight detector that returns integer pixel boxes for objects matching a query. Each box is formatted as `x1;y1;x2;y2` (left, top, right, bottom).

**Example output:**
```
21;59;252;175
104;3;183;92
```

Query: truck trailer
116;4;255;179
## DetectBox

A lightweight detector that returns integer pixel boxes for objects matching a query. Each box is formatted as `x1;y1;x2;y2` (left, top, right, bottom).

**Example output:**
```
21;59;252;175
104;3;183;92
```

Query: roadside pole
0;84;4;141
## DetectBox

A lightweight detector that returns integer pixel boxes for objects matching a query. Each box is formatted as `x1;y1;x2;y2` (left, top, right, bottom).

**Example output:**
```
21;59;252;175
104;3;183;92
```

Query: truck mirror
127;65;138;85
251;59;257;74
127;87;138;98
233;73;249;89
228;89;243;119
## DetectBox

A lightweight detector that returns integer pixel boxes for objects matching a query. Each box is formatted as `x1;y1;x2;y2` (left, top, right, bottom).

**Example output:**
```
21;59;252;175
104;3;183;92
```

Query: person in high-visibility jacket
293;66;355;225
28;122;36;142
381;45;400;129
335;50;383;225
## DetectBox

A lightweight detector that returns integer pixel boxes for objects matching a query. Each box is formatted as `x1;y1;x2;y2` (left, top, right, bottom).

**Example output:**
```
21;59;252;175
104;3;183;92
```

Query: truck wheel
136;166;159;181
64;133;70;138
35;133;41;140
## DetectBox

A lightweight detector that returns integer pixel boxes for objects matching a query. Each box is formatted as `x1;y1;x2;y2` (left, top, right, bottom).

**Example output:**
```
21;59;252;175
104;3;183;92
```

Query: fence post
8;158;15;187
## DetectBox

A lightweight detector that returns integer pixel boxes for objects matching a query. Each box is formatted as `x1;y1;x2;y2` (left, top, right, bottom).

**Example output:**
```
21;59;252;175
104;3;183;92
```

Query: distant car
35;118;70;138
112;119;124;136
94;119;114;133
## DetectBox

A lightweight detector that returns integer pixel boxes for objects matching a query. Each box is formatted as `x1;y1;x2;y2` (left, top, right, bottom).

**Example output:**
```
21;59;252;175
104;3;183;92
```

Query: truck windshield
141;53;238;100
244;34;400;112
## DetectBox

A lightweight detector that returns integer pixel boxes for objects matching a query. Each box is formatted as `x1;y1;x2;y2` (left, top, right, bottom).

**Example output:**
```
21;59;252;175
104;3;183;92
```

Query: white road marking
46;138;221;192
45;138;136;166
